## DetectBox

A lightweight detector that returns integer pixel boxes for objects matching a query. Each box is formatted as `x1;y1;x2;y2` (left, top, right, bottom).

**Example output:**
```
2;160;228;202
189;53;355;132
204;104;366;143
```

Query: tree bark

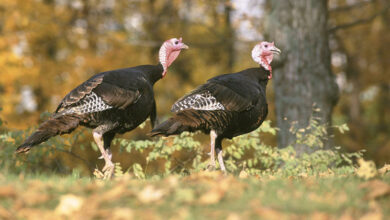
266;0;339;154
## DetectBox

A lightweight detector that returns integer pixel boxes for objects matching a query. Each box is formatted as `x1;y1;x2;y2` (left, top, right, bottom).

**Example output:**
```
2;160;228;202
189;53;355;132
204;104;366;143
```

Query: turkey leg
207;130;217;170
216;148;226;173
93;131;114;179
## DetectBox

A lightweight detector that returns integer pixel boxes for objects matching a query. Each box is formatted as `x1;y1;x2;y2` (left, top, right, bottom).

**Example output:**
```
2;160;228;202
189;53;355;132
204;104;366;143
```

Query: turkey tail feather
16;115;80;153
149;110;231;137
149;117;186;137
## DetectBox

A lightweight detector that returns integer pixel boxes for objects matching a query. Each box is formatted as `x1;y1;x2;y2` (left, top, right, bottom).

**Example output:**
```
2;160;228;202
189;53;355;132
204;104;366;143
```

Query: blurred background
0;0;389;173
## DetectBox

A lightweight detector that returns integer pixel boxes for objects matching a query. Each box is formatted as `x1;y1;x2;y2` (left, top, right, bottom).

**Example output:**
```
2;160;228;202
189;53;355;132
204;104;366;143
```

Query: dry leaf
0;185;16;198
17;208;54;220
298;172;308;178
359;212;382;220
378;164;390;175
239;170;249;179
338;212;354;220
101;185;127;201
226;213;241;220
20;191;49;206
0;206;12;219
137;185;165;204
166;175;179;188
112;208;134;220
310;212;330;220
253;207;285;220
170;208;189;220
360;180;390;200
356;159;377;180
198;189;224;205
55;194;84;216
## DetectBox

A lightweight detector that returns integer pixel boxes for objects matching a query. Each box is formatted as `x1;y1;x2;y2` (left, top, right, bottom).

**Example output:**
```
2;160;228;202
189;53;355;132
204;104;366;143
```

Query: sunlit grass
0;172;389;219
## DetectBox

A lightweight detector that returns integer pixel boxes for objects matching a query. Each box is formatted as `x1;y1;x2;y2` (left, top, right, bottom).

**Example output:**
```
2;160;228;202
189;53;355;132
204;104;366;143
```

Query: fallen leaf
360;180;390;200
198;189;224;205
0;206;12;219
338;211;354;220
137;185;165;204
253;207;285;220
166;175;179;188
55;194;84;216
378;164;390;175
112;208;134;220
298;172;308;178
20;191;49;206
170;208;189;220
101;185;127;201
0;185;16;198
356;159;377;180
226;213;241;220
359;212;382;220
17;208;54;220
310;212;330;220
239;170;249;179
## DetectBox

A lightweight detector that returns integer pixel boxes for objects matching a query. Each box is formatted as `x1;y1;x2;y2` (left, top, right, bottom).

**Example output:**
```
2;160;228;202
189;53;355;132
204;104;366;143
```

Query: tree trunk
223;0;235;73
266;0;339;154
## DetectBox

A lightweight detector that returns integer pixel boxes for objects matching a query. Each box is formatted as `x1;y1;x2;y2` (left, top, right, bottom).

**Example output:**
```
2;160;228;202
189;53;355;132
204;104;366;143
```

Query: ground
0;171;389;220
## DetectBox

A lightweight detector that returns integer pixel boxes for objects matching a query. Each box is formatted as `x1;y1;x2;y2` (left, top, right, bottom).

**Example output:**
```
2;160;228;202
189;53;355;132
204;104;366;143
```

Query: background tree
265;0;339;153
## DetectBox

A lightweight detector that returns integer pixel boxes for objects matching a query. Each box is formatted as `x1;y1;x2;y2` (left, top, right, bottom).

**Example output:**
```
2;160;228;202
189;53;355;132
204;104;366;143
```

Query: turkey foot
93;131;115;179
102;162;115;179
207;161;216;171
93;168;104;179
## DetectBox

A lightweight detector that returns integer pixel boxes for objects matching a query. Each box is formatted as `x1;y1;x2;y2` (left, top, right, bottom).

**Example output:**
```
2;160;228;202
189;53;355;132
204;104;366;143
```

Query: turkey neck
244;66;269;85
240;66;270;96
145;63;165;85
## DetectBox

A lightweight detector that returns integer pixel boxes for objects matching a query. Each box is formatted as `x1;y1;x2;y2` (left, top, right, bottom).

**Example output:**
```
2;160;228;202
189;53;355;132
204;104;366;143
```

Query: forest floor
0;171;390;220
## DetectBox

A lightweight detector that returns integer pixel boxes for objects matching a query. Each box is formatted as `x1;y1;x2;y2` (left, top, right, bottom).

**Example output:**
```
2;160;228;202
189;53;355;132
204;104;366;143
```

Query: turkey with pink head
16;37;189;179
150;41;280;172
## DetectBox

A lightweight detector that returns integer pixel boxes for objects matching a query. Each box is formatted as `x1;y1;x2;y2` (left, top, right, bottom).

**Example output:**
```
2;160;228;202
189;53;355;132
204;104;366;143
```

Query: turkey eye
175;41;179;45
265;45;268;48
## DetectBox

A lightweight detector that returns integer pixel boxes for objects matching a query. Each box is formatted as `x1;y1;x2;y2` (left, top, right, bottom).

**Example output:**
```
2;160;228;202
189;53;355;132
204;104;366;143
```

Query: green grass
1;172;389;219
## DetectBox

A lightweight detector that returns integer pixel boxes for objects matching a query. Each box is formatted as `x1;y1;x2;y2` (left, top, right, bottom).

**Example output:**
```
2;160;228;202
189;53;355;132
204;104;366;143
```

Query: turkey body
150;67;270;172
16;64;163;153
63;65;163;134
151;67;269;140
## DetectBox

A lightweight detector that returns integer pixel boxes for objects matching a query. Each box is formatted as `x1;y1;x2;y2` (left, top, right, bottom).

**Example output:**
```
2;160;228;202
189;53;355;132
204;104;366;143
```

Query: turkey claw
206;163;216;171
102;163;115;179
93;168;104;179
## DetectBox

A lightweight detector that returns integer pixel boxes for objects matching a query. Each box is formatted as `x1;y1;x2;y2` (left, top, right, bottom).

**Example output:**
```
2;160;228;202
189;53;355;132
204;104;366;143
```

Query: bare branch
329;5;390;33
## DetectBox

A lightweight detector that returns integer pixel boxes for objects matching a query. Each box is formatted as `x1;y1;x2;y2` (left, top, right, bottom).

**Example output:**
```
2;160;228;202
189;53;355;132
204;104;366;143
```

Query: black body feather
151;67;270;140
16;64;164;153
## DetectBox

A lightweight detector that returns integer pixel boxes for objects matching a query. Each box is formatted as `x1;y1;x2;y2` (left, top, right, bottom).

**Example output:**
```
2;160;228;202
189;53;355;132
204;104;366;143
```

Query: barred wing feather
172;81;257;113
55;75;141;115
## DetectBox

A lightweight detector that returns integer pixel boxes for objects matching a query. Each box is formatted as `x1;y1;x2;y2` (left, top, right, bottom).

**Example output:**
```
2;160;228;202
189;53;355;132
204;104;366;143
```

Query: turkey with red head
150;41;280;172
16;38;189;178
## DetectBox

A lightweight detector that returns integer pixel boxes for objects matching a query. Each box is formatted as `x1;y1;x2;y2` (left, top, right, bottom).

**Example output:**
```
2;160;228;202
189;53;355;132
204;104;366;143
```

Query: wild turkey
16;37;188;178
150;41;280;172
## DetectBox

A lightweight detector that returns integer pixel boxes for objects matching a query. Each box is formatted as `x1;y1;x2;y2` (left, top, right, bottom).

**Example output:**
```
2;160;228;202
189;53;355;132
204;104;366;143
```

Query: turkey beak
180;43;189;50
271;46;281;55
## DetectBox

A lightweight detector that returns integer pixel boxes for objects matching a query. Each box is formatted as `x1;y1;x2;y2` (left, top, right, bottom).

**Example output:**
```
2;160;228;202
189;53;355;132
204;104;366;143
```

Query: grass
0;171;389;220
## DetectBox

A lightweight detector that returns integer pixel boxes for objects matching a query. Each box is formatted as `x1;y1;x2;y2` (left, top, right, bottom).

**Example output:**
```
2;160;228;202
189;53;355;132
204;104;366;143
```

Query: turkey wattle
16;38;189;179
150;41;280;172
